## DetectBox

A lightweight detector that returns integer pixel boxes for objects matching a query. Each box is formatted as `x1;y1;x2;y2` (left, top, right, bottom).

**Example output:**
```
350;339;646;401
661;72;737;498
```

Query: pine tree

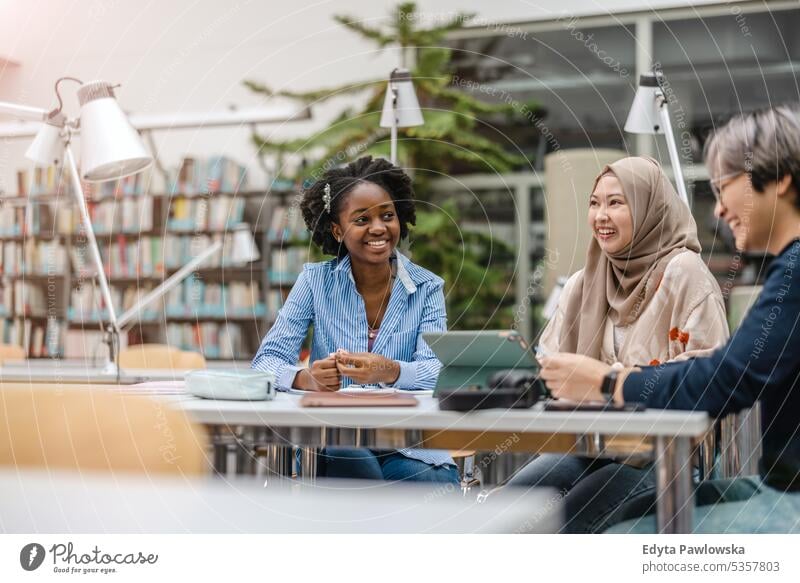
244;2;540;177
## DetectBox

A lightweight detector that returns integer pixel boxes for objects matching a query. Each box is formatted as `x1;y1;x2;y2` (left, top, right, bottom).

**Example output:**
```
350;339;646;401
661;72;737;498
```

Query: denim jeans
507;454;766;533
317;447;460;483
606;477;800;533
505;454;656;533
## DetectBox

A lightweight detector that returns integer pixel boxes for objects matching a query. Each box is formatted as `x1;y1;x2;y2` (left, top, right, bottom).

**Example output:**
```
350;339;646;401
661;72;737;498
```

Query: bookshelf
1;156;306;362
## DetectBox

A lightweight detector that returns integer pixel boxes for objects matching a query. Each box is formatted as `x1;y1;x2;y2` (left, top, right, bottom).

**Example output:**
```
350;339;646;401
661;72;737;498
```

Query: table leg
267;445;294;479
212;441;228;475
234;427;256;475
300;447;318;483
656;435;693;533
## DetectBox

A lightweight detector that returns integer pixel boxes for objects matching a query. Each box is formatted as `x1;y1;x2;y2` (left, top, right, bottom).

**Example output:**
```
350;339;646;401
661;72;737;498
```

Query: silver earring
323;183;332;213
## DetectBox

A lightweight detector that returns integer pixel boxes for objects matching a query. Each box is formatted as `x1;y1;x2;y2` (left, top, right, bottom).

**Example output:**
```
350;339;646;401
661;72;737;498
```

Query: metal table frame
175;395;709;534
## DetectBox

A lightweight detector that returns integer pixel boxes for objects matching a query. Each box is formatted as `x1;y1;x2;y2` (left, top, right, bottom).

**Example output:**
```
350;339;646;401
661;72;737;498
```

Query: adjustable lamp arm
116;241;222;330
0;101;49;120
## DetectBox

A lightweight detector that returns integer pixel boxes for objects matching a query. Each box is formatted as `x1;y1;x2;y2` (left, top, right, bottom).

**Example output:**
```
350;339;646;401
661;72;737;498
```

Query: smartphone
544;399;645;412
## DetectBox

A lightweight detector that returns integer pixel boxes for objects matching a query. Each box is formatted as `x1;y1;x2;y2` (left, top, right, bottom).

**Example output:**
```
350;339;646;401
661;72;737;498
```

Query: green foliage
245;2;541;176
409;203;516;330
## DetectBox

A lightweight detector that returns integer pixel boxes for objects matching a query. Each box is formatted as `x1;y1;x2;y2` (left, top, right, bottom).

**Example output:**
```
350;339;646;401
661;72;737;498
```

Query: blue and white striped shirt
252;251;453;467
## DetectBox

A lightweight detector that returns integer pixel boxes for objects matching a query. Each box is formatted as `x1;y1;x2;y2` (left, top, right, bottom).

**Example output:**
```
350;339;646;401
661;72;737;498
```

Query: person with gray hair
537;104;800;533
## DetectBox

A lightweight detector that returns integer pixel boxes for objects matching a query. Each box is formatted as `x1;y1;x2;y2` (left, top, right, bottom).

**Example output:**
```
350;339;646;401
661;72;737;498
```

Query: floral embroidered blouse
540;250;730;367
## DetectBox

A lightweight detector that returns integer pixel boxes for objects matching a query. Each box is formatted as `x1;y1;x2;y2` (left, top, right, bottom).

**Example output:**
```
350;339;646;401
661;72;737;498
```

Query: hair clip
323;183;332;213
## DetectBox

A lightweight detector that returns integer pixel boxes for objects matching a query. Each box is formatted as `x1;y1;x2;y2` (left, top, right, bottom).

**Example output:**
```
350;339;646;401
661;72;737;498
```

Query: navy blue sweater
624;239;800;491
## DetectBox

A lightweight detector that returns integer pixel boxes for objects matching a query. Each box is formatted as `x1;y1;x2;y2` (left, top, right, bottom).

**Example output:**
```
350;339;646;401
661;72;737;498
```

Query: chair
717;285;763;478
0;385;209;475
119;343;206;370
696;285;764;481
0;343;26;365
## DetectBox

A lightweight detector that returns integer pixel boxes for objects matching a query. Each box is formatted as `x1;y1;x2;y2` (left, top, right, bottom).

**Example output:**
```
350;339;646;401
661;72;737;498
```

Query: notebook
287;385;433;396
300;392;419;407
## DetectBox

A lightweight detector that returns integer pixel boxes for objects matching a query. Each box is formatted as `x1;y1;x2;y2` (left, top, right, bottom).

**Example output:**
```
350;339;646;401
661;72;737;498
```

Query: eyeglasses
709;171;745;200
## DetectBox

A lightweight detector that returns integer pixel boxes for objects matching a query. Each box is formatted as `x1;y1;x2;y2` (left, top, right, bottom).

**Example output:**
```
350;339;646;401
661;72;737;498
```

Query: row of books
73;231;260;280
17;166;73;198
69;280;267;322
75;236;163;279
0;317;62;357
17;155;245;200
86;168;154;199
2;283;277;322
0;285;10;316
170;156;249;196
0;204;28;237
269;248;306;284
0;202;75;238
87;196;155;235
161;231;261;269
5;280;61;317
17;164;147;200
167;195;247;231
69;283;159;323
268;205;309;242
1;240;68;275
165;280;264;318
166;322;244;360
82;194;251;235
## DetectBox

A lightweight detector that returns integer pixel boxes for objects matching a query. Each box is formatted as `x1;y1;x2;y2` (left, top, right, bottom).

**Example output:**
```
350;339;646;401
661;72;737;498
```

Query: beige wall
543;148;626;295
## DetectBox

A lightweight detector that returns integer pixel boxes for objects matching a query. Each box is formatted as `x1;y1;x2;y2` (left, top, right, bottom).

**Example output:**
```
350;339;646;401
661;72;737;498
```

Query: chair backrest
727;285;763;331
0;385;208;475
119;343;206;370
709;285;764;479
0;343;26;365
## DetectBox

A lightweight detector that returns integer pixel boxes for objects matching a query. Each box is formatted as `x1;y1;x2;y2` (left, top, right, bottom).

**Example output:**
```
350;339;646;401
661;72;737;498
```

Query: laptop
421;330;539;392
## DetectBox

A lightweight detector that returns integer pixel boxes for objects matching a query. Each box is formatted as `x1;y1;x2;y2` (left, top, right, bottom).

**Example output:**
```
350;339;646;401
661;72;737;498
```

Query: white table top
171;393;710;437
0;364;190;383
0;470;560;533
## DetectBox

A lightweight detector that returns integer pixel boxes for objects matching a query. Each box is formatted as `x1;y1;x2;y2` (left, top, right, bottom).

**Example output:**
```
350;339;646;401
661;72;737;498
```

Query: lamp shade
379;68;424;128
231;227;261;264
77;81;152;181
624;73;664;135
25;112;65;167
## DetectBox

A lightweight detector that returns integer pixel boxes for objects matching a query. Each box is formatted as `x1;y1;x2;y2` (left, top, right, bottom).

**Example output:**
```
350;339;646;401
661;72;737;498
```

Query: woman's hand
294;354;341;391
539;353;611;402
335;350;401;385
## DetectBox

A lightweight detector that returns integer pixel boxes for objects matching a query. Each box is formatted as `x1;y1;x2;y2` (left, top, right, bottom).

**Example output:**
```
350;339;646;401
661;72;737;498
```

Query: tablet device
422;330;539;392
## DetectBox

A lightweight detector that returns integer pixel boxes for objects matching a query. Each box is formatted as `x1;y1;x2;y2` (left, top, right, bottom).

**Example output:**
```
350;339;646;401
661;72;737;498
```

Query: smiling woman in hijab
503;156;729;533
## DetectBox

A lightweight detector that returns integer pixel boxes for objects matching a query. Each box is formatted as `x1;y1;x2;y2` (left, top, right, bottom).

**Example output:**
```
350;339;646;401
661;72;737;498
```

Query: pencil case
185;369;275;401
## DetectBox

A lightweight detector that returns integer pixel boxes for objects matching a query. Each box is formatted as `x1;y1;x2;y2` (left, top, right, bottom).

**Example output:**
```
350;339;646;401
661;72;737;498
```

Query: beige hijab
558;156;701;358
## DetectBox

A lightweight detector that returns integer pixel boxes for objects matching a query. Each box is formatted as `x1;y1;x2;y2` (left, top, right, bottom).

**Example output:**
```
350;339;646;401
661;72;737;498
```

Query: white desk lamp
624;71;690;205
0;78;222;379
379;68;424;165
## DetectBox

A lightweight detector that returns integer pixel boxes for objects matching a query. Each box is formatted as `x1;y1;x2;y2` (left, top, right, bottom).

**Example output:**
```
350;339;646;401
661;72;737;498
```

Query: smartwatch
600;369;619;403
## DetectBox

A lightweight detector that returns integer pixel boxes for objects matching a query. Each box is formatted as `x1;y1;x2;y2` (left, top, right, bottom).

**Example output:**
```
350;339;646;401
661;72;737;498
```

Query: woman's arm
623;254;798;414
251;269;314;389
392;280;448;390
331;282;446;389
